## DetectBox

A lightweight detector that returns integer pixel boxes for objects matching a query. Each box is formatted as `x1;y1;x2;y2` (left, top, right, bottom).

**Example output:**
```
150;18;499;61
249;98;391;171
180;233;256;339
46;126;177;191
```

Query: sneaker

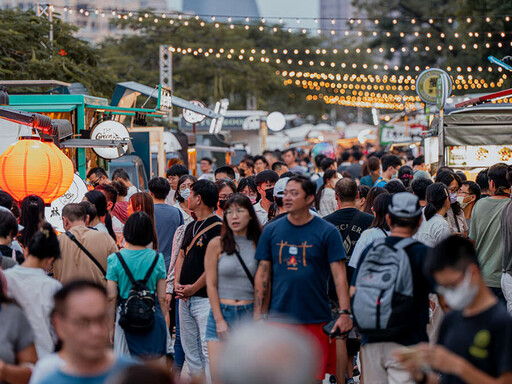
346;378;355;384
329;375;337;383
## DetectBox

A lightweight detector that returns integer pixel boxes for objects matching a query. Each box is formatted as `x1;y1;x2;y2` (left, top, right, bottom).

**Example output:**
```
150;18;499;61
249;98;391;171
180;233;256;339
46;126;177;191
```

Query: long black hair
435;171;462;216
314;169;337;210
424;183;449;221
19;195;45;247
364;187;388;215
369;193;392;231
29;222;61;261
85;190;116;242
237;177;260;203
398;165;414;188
221;194;262;255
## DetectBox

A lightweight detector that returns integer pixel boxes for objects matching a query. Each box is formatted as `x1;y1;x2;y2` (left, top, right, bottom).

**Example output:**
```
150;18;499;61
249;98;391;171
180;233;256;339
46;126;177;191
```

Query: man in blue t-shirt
148;177;184;270
254;175;352;381
39;281;135;384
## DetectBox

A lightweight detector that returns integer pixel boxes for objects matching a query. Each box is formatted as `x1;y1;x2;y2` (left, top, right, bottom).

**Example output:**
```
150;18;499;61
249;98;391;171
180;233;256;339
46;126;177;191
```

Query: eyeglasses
219;193;234;200
225;208;248;216
87;178;101;187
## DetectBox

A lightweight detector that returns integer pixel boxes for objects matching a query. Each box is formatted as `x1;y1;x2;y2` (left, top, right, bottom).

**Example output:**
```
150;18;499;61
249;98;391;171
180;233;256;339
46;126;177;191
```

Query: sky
167;0;319;28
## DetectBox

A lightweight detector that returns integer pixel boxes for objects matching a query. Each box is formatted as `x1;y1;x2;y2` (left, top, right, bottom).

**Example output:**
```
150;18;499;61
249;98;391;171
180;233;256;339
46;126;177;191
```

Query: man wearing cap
351;192;434;384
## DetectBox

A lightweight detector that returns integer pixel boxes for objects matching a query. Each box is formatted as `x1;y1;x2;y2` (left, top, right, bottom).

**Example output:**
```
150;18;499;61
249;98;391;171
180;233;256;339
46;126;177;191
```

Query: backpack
351;237;416;338
116;252;159;334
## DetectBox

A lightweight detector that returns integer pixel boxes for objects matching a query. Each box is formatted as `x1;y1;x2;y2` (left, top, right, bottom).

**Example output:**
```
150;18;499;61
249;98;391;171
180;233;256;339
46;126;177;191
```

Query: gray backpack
352;237;416;338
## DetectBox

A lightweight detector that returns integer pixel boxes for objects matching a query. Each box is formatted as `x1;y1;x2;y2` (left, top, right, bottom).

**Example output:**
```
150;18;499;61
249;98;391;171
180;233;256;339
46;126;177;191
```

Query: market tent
441;104;512;146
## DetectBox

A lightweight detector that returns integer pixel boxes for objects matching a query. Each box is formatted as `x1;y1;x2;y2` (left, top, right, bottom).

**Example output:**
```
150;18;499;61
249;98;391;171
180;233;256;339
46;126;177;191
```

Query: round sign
266;111;286;132
436;73;450;110
183;100;207;124
416;69;452;105
90;120;130;160
44;173;88;232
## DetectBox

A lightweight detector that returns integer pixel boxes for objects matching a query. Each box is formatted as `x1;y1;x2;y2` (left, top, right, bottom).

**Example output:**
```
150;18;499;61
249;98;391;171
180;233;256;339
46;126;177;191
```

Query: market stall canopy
110;81;221;118
438;104;512;146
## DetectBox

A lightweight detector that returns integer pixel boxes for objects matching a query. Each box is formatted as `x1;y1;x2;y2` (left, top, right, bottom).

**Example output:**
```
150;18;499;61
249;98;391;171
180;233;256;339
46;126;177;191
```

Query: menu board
448;145;512;167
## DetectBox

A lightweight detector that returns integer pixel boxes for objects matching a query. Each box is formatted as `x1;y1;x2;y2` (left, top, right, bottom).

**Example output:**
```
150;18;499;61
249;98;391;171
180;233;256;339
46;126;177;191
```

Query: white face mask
456;195;471;209
438;269;478;311
180;188;191;200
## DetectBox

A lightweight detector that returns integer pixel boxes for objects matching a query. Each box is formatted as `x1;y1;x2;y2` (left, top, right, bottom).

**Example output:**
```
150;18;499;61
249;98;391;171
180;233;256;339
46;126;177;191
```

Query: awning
6;104;77;113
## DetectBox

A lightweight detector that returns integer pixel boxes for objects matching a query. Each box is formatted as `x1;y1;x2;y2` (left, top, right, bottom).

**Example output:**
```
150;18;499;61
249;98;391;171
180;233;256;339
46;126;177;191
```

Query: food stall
426;103;512;176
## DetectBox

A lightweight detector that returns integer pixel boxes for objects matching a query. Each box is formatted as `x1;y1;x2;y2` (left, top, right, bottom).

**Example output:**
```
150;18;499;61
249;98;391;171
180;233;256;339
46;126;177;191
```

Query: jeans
179;296;211;378
501;273;512;313
174;299;185;368
205;303;254;342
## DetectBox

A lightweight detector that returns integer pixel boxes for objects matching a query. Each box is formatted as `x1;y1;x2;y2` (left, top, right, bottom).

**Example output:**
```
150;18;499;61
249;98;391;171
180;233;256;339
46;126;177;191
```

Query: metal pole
49;5;53;58
438;108;445;167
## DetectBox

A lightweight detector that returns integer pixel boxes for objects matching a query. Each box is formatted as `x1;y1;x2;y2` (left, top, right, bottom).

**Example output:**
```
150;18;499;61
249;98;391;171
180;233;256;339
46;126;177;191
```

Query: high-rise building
183;0;259;19
0;0;168;42
319;0;356;33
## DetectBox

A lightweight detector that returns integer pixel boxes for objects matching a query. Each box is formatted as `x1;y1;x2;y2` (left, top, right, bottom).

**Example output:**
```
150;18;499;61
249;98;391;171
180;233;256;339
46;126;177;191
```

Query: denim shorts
205;303;254;342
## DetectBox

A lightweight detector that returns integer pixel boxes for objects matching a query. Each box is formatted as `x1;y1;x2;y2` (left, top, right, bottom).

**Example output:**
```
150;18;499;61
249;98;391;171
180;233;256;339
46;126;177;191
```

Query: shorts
274;322;337;380
205;303;254;342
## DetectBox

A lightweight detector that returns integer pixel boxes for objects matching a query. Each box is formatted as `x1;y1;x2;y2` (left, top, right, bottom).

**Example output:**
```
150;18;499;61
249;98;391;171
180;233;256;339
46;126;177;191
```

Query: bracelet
338;309;352;315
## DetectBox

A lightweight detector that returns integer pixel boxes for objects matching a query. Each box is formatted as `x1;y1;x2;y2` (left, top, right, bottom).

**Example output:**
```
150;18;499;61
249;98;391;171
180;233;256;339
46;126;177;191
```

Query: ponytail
28;222;61;260
424;183;449;221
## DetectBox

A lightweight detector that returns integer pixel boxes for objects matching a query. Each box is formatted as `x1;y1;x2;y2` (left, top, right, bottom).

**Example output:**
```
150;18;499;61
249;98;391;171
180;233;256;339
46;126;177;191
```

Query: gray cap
274;177;290;198
0;206;24;232
388;192;422;219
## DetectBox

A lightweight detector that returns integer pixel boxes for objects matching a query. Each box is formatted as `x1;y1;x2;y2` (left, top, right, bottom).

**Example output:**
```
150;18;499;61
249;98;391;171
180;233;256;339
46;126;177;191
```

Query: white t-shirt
318;188;337;217
165;189;176;206
349;227;389;268
4;266;62;358
125;185;139;201
414;213;451;247
253;201;269;226
29;353;65;384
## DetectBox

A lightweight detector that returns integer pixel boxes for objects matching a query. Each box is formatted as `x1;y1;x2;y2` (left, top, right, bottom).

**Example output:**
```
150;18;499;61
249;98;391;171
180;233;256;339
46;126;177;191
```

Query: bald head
218;322;318;384
335;177;358;202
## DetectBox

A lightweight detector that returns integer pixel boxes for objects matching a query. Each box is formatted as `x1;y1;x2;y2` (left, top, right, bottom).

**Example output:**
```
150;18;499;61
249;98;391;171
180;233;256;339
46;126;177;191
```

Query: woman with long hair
414;183;452;247
107;212;168;358
363;187;388;215
236;177;260;205
360;157;381;187
84;190;117;242
174;175;197;225
355;185;370;212
4;222;62;358
349;193;393;269
315;169;339;217
205;194;262;382
18;195;45;257
398;165;414;189
0;269;38;384
128;192;158;250
435;171;468;236
215;179;236;218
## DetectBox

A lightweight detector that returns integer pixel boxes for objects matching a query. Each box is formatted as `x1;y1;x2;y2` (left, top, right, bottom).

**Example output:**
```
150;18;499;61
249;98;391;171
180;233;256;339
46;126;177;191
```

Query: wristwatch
338;309;352;315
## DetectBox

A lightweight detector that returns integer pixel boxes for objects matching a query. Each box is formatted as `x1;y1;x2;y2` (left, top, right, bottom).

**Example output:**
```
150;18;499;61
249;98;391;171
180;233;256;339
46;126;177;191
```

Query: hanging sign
90;120;130;160
416;69;452;105
158;85;173;112
183;100;207;124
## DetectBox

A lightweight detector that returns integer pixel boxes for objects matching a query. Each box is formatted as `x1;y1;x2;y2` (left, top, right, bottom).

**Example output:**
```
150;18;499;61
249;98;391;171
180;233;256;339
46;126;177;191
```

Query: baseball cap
273;177;290;198
388;192;422;219
0;206;24;232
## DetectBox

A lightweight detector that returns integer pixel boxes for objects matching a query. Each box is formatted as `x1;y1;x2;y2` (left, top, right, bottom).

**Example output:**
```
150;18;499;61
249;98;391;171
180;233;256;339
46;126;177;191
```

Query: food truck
425;103;512;176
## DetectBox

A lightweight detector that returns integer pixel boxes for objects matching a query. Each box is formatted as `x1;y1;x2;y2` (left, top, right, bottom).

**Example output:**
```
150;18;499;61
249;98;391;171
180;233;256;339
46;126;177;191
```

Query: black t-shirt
352;236;434;346
180;216;222;298
437;303;512;383
323;208;374;258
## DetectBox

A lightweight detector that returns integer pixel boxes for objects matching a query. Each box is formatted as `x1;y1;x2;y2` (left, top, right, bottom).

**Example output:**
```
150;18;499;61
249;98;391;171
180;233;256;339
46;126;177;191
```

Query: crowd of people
0;144;510;384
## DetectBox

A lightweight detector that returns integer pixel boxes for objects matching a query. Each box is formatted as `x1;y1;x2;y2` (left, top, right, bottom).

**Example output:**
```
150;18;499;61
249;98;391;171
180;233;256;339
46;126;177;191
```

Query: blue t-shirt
255;215;346;324
38;356;135;384
106;249;166;299
154;203;183;270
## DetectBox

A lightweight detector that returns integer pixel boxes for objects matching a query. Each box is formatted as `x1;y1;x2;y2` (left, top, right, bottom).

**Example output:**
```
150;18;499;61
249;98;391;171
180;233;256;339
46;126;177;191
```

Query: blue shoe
346;378;355;384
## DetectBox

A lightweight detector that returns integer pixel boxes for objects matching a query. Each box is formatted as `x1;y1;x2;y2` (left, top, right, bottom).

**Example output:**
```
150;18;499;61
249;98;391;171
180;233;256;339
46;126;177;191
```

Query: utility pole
37;3;53;58
159;45;173;121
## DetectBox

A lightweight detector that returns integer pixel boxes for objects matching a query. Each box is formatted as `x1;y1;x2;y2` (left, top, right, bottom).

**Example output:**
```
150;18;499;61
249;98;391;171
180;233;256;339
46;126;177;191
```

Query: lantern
0;138;69;204
45;141;74;202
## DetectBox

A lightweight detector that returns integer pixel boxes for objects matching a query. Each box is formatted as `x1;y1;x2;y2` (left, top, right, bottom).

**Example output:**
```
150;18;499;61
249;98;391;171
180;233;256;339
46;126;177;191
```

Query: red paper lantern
45;142;74;202
0;138;71;204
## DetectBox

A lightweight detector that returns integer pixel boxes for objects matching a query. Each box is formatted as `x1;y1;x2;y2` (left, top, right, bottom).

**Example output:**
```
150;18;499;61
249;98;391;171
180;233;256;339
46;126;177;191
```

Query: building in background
0;0;169;42
183;0;259;19
319;0;355;33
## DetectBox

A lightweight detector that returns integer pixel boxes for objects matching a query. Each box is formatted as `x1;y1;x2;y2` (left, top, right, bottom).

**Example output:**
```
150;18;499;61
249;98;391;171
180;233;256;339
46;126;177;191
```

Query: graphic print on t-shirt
469;329;491;359
276;241;313;270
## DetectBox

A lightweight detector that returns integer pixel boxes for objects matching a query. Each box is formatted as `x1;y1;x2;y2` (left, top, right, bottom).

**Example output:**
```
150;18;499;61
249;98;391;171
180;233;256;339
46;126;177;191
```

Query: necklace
192;214;213;237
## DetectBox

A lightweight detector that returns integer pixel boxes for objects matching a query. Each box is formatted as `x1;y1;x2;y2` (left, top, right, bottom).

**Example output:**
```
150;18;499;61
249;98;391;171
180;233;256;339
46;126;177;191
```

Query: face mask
265;188;275;202
219;199;227;210
449;192;458;204
438;269;478;310
456;195;471;209
180;188;191;200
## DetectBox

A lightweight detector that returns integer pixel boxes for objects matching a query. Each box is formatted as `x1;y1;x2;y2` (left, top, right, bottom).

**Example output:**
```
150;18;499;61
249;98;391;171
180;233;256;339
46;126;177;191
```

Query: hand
175;284;196;299
424;344;464;376
394;345;427;378
332;314;353;335
166;293;173;310
216;318;229;340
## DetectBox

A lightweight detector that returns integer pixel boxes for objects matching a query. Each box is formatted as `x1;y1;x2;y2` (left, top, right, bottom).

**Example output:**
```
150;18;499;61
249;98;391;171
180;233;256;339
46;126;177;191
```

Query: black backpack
116;252;159;334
